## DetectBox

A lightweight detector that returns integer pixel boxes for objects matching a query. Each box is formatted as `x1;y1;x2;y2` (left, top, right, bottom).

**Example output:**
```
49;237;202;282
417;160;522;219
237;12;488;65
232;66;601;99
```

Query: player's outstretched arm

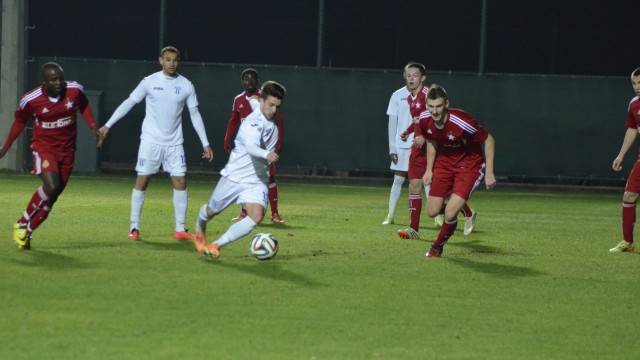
423;140;437;186
483;134;496;189
613;128;638;171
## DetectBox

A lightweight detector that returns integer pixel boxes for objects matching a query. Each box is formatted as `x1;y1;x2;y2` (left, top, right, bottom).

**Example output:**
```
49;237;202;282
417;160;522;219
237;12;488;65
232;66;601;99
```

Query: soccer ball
250;233;279;260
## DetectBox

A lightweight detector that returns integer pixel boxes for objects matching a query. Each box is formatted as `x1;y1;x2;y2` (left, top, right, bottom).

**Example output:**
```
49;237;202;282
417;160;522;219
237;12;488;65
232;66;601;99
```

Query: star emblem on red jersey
65;100;73;109
448;133;455;141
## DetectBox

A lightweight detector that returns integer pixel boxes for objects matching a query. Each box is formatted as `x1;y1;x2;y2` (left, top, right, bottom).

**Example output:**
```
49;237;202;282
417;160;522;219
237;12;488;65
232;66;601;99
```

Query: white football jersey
387;86;414;149
129;71;199;146
221;106;278;184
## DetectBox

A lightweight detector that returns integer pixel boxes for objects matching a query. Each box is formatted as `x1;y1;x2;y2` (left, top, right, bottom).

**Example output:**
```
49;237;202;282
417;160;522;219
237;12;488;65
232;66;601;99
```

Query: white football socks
196;204;211;234
214;217;257;248
173;188;188;232
130;189;145;231
388;175;405;217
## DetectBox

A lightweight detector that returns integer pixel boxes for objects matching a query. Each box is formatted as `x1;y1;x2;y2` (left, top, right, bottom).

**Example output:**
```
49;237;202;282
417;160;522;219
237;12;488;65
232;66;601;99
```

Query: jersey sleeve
626;100;640;130
465;115;489;143
186;82;199;108
129;79;148;103
386;92;399;117
76;89;97;129
275;112;284;154
223;109;241;152
2;106;32;151
240;120;269;159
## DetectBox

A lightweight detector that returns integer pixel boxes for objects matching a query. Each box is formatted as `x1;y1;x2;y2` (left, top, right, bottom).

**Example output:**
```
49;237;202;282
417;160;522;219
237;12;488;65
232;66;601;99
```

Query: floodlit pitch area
0;173;637;359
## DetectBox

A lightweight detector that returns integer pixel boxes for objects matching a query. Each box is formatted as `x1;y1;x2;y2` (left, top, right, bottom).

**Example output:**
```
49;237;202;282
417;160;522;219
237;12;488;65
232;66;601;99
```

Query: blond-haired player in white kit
194;81;285;260
383;62;441;226
99;46;214;241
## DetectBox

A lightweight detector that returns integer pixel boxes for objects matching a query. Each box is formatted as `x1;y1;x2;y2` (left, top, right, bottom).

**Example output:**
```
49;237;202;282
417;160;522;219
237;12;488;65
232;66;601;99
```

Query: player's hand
400;131;409;141
413;136;425;148
485;171;497;190
98;126;110;139
389;153;398;164
422;170;433;186
93;128;104;148
202;146;214;162
266;152;279;163
0;147;7;160
612;156;623;172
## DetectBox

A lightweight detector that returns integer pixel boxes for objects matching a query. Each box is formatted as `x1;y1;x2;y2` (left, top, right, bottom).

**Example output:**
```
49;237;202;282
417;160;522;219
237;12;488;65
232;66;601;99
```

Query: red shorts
32;150;75;186
626;160;640;193
429;164;485;201
408;147;426;180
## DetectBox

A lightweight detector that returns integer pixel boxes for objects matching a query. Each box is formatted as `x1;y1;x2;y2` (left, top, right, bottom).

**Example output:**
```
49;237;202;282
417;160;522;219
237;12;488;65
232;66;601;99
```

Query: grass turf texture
1;173;639;359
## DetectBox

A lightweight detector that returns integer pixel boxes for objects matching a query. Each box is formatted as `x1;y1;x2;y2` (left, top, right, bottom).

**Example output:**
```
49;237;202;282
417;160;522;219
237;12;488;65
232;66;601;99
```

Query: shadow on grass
4;249;91;269
449;239;500;254
136;238;196;251
209;260;326;288
446;257;545;278
442;240;544;278
258;223;306;231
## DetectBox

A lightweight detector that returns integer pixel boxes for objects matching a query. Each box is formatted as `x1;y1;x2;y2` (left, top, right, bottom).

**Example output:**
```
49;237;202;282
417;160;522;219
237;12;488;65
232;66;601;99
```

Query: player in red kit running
610;67;640;253
224;68;286;224
0;62;102;250
419;84;496;257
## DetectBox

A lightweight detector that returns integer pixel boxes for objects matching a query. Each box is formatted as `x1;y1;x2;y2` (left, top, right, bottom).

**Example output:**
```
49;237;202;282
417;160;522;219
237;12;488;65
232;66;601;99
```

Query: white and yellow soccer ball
250;233;279;260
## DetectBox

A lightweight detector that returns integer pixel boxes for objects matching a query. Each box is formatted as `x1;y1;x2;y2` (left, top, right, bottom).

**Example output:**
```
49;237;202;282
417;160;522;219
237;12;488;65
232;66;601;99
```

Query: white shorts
390;147;411;172
208;176;268;213
135;139;187;176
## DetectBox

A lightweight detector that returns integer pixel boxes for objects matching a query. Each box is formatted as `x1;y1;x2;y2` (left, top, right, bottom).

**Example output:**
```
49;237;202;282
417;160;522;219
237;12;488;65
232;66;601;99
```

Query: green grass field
1;173;639;359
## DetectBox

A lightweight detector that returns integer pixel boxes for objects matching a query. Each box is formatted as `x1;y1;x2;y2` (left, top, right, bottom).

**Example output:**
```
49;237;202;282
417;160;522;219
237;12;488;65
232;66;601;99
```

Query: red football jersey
407;84;428;119
2;81;96;153
417;108;489;170
625;96;640;158
223;90;284;153
625;97;640;130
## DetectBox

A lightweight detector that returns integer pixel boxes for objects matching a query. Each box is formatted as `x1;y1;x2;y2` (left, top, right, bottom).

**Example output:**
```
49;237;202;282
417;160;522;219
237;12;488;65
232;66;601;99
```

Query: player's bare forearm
613;128;638;171
483;134;496;189
485;170;497;189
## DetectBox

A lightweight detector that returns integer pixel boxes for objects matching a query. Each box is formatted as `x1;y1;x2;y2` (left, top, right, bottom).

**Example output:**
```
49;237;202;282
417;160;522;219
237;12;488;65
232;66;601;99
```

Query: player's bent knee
623;191;640;203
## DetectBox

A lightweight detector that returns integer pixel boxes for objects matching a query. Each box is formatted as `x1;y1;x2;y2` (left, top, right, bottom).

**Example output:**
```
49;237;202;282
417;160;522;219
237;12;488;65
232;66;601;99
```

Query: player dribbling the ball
193;81;286;260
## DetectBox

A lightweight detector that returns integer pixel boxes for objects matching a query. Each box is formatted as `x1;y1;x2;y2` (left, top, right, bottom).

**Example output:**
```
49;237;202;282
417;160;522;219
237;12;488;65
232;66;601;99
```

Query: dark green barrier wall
28;57;632;183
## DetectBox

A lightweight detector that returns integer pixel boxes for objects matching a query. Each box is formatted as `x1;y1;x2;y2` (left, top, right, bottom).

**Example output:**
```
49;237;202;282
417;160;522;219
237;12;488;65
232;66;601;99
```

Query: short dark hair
404;61;427;77
41;62;63;78
242;68;259;80
160;46;180;58
426;84;448;101
260;81;286;101
632;67;640;77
